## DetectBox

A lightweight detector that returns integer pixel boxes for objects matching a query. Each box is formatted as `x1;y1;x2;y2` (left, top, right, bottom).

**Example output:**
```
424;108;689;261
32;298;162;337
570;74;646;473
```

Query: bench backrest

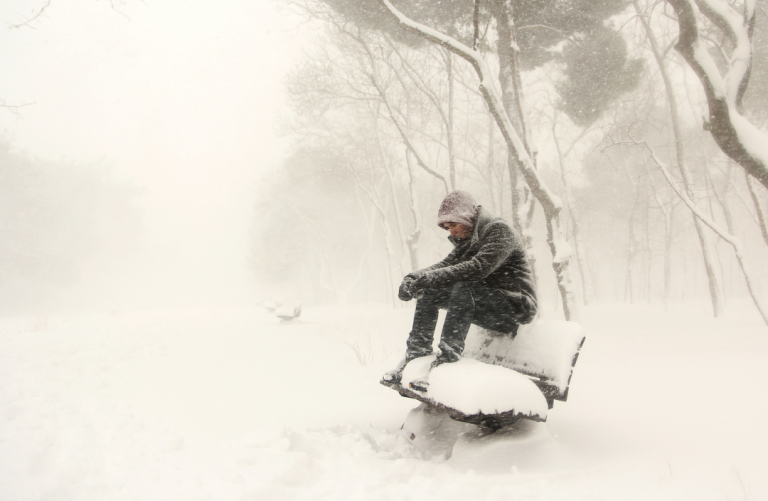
463;319;586;401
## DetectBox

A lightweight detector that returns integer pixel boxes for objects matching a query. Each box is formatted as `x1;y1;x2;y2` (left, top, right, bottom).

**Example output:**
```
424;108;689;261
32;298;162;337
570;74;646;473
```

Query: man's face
444;222;471;239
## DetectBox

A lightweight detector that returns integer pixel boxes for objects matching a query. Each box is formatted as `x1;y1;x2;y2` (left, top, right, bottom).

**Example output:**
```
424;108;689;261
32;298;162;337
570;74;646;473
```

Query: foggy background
1;0;309;314
3;2;768;498
3;0;768;320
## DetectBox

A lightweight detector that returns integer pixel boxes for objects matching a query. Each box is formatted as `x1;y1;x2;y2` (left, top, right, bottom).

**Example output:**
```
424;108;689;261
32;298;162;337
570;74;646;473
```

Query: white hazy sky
1;0;311;309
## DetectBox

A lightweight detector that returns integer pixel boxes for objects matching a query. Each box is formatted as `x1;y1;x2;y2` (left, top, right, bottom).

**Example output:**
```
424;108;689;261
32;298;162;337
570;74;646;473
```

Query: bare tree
635;0;725;316
645;167;677;309
638;137;768;324
547;119;592;304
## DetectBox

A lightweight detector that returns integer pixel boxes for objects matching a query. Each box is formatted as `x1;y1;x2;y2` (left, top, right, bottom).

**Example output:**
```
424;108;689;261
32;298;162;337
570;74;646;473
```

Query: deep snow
1;301;767;500
400;355;549;418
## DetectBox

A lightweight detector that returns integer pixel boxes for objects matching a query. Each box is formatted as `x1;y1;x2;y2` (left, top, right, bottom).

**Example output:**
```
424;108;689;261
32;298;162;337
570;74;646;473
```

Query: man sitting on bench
382;190;537;391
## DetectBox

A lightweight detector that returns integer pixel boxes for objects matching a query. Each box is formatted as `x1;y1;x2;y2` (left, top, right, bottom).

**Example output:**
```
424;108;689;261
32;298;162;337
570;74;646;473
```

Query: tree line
0;137;143;314
253;0;768;324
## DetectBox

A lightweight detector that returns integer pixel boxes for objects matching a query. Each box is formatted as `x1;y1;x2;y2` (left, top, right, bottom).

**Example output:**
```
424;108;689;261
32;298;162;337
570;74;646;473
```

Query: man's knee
446;282;477;316
450;281;474;295
416;287;442;303
415;285;453;307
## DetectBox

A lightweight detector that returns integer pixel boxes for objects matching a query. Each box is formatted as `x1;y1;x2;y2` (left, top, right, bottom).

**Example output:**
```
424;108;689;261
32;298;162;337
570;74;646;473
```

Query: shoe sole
409;382;428;392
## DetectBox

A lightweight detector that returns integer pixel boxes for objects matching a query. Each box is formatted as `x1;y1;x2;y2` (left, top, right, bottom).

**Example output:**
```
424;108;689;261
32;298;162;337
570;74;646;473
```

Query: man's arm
407;245;459;278
420;221;514;288
397;244;458;301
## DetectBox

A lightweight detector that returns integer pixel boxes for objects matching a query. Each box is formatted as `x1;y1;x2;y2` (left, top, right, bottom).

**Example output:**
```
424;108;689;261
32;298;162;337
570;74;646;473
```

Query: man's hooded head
437;190;477;229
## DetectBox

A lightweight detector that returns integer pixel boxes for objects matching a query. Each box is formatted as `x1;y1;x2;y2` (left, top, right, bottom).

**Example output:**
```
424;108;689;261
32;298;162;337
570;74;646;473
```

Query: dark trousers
405;281;519;363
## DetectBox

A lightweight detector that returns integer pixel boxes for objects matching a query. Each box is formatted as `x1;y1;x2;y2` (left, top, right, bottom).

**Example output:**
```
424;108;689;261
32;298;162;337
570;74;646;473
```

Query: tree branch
8;0;51;29
632;134;768;325
666;0;768;189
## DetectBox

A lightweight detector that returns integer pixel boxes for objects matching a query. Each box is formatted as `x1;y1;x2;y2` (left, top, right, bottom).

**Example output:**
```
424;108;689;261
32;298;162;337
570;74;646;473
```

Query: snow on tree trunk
520;185;539;288
496;0;539;281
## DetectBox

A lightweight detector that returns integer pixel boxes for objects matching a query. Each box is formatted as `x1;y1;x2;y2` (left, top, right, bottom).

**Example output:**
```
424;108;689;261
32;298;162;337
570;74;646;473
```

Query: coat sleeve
410;246;459;277
422;221;514;288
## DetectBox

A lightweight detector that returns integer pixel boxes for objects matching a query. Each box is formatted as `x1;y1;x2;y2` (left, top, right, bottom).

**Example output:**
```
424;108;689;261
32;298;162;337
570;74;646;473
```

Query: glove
410;274;428;299
398;275;417;301
399;272;428;301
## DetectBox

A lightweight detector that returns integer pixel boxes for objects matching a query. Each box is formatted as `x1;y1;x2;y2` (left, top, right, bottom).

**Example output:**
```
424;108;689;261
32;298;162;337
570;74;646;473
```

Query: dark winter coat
413;206;537;324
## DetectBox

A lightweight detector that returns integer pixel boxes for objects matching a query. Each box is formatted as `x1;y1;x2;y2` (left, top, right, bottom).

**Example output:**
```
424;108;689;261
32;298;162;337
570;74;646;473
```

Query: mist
1;0;305;314
4;0;768;317
3;1;768;500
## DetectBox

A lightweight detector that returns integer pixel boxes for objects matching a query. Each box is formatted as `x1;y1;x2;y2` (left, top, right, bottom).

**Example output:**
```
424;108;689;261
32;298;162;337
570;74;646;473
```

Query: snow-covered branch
697;0;754;107
8;0;51;29
377;0;560;213
666;0;768;189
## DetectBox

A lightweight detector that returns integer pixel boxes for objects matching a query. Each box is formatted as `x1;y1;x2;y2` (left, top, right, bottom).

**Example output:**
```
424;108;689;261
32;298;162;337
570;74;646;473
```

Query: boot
381;356;413;385
408;358;449;392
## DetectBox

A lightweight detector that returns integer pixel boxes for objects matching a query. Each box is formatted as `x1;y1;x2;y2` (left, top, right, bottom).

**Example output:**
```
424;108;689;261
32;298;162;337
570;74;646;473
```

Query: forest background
254;0;768;325
3;0;768;324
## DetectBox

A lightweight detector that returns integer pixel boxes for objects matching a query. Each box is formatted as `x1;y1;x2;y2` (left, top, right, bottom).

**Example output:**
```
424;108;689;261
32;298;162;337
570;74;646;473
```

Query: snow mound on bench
464;319;585;395
401;355;548;418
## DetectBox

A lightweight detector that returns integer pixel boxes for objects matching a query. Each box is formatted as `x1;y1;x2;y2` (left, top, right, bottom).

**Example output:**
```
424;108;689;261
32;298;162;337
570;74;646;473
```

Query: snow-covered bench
381;320;586;430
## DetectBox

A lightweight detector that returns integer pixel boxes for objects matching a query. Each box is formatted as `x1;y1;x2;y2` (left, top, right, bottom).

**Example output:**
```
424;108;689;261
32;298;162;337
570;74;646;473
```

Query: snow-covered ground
1;301;767;500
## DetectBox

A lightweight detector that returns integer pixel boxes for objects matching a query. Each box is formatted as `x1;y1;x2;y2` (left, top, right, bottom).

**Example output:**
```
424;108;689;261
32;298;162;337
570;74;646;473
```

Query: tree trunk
745;169;768;247
487;109;498;214
644;190;652;302
495;0;533;156
703;161;731;300
636;0;724;316
645;168;674;310
663;208;673;308
446;50;456;191
496;0;532;246
552;125;589;305
521;184;538;287
625;217;635;304
405;149;422;271
641;141;768;325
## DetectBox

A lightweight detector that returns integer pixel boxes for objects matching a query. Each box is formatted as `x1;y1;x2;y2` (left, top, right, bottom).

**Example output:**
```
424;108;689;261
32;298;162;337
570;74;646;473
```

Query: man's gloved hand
398;275;417;301
398;272;428;301
410;274;428;299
